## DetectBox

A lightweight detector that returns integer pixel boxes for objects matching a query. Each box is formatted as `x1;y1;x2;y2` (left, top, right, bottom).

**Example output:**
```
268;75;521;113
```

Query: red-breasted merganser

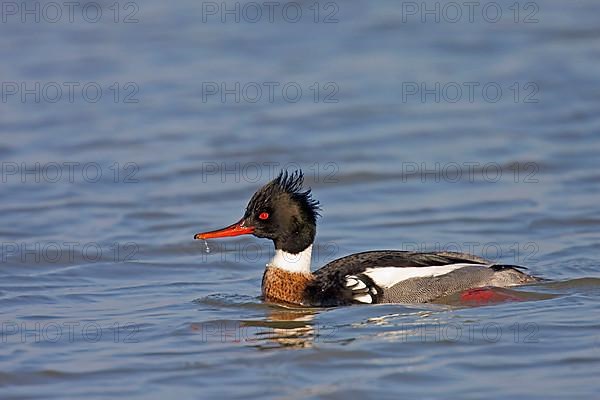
194;170;540;306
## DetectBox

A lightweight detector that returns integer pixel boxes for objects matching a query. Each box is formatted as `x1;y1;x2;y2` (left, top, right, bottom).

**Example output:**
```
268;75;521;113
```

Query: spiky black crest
245;169;321;224
273;169;321;218
242;169;320;252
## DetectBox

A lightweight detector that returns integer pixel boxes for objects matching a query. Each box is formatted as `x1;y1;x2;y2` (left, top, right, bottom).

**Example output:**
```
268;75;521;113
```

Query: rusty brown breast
262;266;314;305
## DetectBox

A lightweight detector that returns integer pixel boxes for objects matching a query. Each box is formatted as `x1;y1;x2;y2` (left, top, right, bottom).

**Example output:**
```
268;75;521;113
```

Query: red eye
259;212;269;220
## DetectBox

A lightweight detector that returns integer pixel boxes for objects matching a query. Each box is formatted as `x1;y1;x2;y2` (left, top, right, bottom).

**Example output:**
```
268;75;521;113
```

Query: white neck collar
267;245;313;274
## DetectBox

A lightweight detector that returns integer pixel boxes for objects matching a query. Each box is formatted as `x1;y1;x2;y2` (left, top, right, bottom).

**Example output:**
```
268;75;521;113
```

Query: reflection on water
232;277;599;353
191;276;597;351
244;308;319;349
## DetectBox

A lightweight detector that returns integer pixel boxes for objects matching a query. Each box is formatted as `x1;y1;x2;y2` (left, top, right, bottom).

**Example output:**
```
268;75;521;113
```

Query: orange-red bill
194;219;254;240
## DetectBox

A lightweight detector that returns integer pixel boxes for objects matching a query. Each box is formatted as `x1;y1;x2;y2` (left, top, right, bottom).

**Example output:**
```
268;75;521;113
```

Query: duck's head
194;170;320;254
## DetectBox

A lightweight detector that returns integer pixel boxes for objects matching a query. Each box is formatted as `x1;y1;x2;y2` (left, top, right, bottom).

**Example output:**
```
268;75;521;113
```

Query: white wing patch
345;274;377;304
353;294;373;303
363;263;487;288
345;278;366;290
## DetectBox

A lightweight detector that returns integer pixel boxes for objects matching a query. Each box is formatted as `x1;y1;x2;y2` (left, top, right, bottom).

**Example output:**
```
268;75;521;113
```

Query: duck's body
195;170;540;307
262;248;538;306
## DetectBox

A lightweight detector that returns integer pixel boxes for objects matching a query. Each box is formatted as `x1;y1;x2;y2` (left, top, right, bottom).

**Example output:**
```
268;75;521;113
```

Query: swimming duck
194;170;539;306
